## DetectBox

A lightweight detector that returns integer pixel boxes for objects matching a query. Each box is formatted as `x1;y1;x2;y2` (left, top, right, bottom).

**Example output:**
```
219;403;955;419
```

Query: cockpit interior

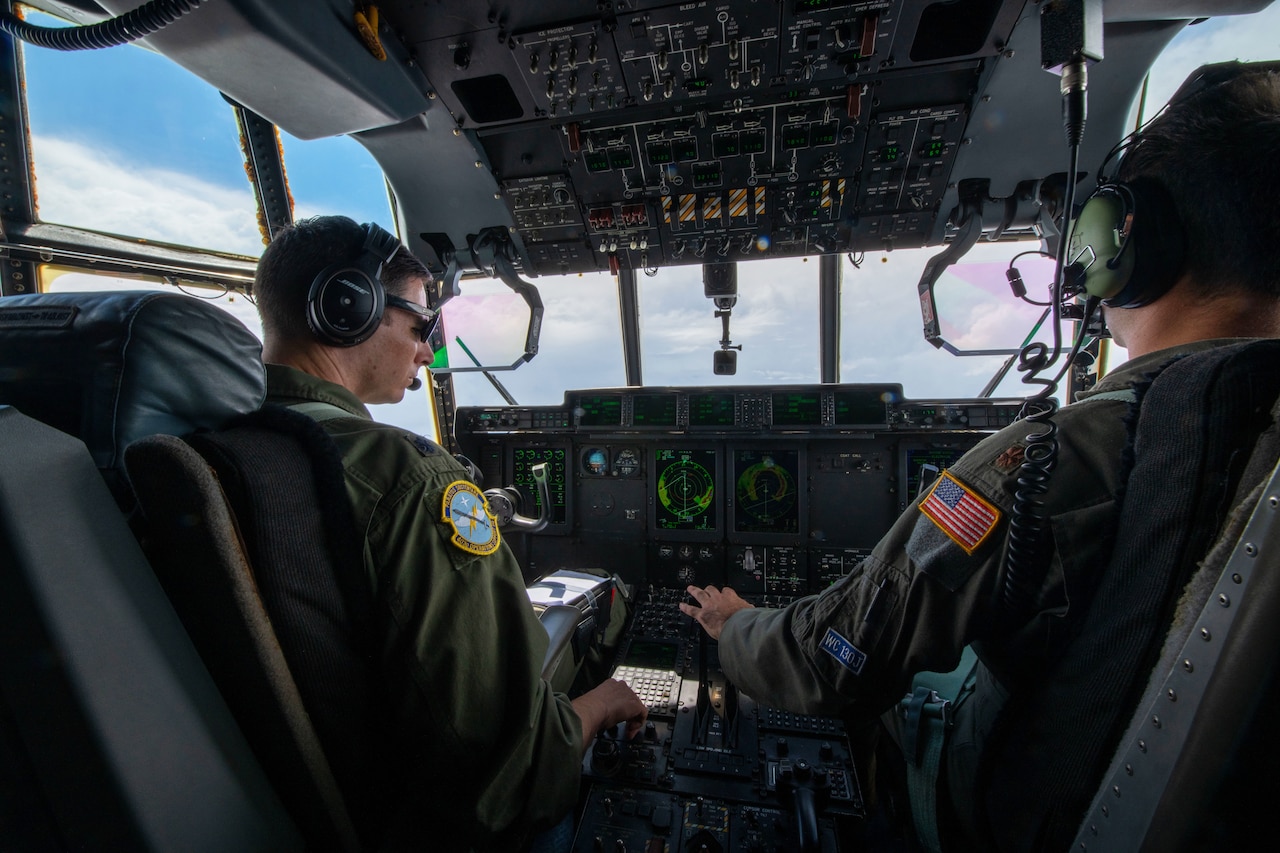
2;2;1278;852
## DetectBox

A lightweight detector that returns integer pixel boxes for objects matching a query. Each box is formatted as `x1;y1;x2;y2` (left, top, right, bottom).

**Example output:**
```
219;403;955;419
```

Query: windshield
19;4;1279;416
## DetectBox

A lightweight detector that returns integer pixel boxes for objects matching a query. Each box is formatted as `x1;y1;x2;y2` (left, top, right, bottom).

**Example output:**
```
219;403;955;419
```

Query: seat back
0;406;302;852
979;339;1280;851
127;403;398;852
1;291;372;849
1073;415;1280;851
124;431;365;853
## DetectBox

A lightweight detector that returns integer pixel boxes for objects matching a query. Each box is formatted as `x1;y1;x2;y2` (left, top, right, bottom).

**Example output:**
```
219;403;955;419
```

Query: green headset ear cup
1069;190;1135;301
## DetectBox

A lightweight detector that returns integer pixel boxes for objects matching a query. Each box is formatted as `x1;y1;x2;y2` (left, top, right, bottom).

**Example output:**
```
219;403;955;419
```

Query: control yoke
484;461;550;534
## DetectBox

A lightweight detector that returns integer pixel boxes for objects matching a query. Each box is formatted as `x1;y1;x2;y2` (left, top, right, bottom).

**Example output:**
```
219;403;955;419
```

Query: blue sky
20;7;1280;435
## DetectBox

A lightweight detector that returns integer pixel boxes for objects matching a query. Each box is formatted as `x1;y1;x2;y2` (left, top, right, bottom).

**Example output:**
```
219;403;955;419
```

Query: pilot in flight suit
700;338;1247;847
682;65;1280;852
253;215;645;853
265;363;588;850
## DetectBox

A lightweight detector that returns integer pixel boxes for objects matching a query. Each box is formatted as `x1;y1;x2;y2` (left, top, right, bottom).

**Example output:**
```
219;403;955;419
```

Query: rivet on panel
1182;659;1194;673
1200;627;1212;641
1244;543;1257;557
1233;573;1244;584
1152;716;1162;729
1124;763;1133;776
1112;785;1121;798
1218;593;1230;607
1137;740;1147;753
1167;689;1177;702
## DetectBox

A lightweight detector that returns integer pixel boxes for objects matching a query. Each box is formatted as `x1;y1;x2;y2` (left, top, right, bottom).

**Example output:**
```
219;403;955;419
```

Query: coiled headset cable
999;56;1102;622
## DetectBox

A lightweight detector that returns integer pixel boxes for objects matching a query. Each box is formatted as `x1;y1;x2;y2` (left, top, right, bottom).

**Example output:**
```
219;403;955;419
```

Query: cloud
1140;7;1280;117
31;135;265;257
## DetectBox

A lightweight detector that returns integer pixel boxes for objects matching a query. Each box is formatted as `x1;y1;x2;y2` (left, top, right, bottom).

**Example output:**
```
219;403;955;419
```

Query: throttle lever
777;758;831;853
484;461;551;533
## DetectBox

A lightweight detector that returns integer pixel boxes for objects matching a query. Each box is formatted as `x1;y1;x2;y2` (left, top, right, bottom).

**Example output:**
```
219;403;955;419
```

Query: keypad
615;665;679;715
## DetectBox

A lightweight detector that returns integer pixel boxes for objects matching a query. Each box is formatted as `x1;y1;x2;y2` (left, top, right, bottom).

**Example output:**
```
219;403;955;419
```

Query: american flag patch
919;471;1000;554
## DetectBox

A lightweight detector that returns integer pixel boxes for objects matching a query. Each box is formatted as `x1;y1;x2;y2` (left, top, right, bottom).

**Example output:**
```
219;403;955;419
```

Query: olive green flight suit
266;364;581;852
715;339;1247;849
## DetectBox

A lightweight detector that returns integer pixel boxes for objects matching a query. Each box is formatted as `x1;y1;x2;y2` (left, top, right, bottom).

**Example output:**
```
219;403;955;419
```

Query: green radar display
654;448;717;532
734;449;800;535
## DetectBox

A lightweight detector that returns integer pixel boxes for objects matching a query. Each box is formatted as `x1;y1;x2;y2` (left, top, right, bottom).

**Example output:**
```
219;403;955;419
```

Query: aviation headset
306;221;403;346
1062;59;1280;310
1065;174;1186;310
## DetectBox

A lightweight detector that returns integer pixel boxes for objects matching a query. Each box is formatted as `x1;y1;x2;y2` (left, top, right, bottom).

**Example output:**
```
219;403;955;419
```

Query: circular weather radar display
736;455;796;524
657;454;715;523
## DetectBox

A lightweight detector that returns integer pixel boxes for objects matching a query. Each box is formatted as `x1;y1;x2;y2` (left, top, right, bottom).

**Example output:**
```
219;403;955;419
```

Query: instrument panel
456;383;1021;593
455;383;1024;849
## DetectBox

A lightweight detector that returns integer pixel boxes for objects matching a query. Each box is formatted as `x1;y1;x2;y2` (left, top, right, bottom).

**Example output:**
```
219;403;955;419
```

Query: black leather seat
0;290;264;509
0;404;302;852
0;290;364;850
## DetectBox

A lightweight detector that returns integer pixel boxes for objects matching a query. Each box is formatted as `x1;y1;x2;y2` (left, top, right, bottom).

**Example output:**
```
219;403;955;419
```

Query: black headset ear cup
305;223;401;347
306;265;385;346
1067;177;1186;309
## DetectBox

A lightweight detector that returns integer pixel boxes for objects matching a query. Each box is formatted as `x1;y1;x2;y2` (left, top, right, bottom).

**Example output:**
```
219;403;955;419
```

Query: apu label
820;627;867;676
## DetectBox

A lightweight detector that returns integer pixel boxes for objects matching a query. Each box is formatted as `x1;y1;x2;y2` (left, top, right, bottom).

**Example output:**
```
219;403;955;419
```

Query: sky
20;5;1280;437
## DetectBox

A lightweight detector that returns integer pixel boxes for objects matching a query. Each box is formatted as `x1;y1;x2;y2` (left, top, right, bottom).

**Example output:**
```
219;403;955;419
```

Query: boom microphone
408;376;423;392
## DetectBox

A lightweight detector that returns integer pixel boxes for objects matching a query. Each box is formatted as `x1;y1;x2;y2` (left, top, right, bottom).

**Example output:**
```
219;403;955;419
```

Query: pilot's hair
1116;68;1280;298
253;214;431;344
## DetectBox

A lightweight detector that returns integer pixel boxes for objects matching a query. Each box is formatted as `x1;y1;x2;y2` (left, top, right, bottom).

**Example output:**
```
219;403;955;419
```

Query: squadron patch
919;471;1000;555
441;480;501;556
820;627;867;676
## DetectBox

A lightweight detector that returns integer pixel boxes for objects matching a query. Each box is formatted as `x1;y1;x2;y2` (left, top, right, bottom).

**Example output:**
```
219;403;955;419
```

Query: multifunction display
732;448;801;536
653;448;719;533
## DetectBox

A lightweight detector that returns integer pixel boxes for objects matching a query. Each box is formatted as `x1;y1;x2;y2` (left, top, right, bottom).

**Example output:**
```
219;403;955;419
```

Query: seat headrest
0;291;265;494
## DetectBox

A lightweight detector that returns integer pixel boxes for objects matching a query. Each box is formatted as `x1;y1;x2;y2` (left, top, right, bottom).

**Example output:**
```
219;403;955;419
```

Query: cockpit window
19;10;393;258
640;257;819;387
449;272;626;406
20;10;262;256
277;131;393;226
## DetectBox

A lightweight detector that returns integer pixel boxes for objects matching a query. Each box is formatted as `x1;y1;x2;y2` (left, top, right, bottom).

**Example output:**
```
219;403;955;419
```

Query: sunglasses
386;293;440;343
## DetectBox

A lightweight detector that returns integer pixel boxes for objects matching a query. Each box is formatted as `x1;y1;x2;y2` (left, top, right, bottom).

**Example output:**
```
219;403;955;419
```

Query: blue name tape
820;627;867;676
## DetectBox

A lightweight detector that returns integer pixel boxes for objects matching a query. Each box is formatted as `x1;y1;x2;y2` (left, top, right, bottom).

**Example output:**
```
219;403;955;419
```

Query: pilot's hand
571;678;648;753
679;584;754;641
